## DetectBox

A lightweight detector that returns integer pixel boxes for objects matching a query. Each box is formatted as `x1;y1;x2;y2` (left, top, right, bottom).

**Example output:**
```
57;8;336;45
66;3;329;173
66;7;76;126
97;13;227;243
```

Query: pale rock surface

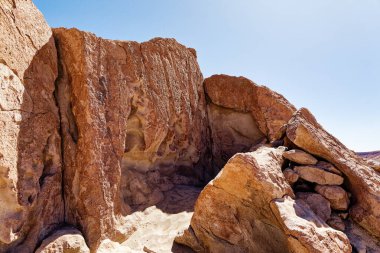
270;196;351;253
283;149;318;165
296;192;331;221
0;1;63;252
294;165;344;185
53;28;208;250
204;75;296;169
283;168;299;184
176;147;351;253
35;228;90;253
315;185;350;211
286;108;380;238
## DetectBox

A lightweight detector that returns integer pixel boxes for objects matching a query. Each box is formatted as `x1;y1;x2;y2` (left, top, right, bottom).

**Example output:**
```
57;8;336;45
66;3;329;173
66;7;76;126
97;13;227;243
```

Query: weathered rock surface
176;147;351;253
287;108;380;238
294;165;344;185
315;185;350;211
316;161;342;175
326;214;345;232
283;168;299;184
0;1;63;252
271;196;351;253
283;149;318;165
296;192;331;221
35;228;90;253
204;75;296;169
53;28;208;250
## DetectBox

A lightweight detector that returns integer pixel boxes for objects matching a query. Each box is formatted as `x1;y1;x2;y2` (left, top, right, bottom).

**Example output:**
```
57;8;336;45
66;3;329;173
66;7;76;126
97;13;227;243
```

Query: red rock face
0;1;63;252
53;28;208;249
204;75;296;169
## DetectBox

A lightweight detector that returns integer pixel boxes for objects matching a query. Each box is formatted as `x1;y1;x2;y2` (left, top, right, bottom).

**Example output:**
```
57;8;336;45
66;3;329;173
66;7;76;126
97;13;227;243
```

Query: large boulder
53;28;209;250
204;75;296;169
286;108;380;238
0;1;63;252
176;147;351;253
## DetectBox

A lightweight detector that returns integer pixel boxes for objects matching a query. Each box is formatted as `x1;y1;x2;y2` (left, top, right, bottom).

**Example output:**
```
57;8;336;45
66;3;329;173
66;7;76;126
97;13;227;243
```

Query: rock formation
1;1;380;252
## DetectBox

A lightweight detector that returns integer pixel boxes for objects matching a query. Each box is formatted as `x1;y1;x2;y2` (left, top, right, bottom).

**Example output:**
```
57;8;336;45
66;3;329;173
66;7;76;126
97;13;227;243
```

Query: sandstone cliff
1;1;379;253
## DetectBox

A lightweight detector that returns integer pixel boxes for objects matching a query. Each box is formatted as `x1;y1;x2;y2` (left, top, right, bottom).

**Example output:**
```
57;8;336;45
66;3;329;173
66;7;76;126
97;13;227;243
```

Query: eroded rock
283;149;318;165
35;228;90;253
296;192;331;221
294;165;344;185
283;168;299;184
286;108;380;238
315;185;350;211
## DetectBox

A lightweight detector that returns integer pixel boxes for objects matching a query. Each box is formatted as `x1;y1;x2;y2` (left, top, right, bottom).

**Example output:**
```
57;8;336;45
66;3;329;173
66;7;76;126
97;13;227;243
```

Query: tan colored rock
296;192;331;221
286;108;380;237
0;1;63;252
315;185;350;210
294;166;344;185
271;196;351;253
53;28;208;250
316;161;342;175
283;168;299;184
283;149;318;165
35;228;90;253
204;75;296;169
176;147;351;253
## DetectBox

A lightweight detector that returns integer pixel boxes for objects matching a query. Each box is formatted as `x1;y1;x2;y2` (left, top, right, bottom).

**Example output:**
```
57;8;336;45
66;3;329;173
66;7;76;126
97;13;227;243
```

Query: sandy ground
121;186;201;253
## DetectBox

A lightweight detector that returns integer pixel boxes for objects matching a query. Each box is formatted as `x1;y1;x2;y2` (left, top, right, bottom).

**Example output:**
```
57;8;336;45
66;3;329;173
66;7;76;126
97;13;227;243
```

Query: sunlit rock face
0;1;63;252
53;28;209;250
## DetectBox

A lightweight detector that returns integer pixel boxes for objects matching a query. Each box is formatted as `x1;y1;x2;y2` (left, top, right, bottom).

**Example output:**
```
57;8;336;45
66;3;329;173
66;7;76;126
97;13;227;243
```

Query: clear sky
34;0;380;151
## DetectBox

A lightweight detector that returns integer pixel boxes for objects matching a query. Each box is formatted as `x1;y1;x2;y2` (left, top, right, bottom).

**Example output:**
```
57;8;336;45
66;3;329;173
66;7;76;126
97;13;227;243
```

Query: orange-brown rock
283;149;318;165
286;108;380;238
0;1;63;252
296;192;331;221
176;147;351;253
315;185;350;211
294;165;344;185
283;168;299;184
204;75;296;169
53;28;208;250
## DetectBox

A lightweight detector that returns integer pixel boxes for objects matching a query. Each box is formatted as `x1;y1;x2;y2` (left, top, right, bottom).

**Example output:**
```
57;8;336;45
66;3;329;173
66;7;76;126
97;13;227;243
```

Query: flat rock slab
315;185;350;211
283;149;318;165
316;161;342;175
283;168;299;184
294;166;344;185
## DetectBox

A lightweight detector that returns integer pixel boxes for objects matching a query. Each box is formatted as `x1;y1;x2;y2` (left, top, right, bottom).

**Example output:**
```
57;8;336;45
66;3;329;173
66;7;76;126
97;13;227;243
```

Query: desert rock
0;1;63;252
327;215;346;232
315;185;350;210
35;228;90;253
283;149;318;165
296;192;331;221
283;168;299;184
287;108;380;237
316;161;342;175
294;165;344;185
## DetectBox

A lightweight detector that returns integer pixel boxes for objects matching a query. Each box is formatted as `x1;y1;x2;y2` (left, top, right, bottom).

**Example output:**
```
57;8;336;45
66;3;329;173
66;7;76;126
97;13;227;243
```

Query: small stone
283;149;318;165
296;192;331;221
294;166;344;185
283;168;299;184
316;161;342;175
327;215;346;231
315;185;350;210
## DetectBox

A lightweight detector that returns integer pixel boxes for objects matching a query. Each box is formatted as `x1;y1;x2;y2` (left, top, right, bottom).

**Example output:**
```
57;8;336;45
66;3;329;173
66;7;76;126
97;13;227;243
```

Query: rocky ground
1;1;380;253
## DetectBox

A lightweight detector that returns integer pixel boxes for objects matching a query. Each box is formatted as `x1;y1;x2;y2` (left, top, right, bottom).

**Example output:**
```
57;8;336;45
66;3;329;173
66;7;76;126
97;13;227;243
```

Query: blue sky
34;0;380;151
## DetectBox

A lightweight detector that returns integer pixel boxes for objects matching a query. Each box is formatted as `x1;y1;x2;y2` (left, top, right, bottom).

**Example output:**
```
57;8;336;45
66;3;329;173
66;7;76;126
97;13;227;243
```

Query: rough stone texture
176;147;351;253
316;161;342;175
283;168;299;184
35;228;90;253
294;166;344;185
326;214;345;232
53;28;208;250
345;220;380;253
315;185;350;211
296;192;331;221
0;1;63;252
286;108;380;238
283;149;318;165
204;75;296;169
271;196;351;253
357;151;380;172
